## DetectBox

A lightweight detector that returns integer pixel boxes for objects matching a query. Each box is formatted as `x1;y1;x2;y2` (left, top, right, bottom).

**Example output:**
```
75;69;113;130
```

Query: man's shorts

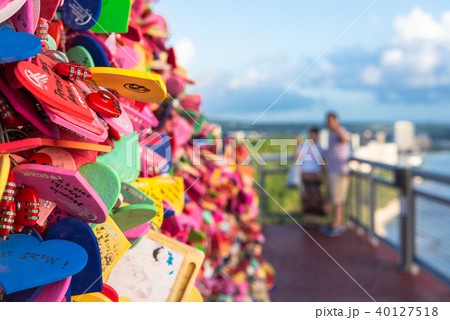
328;173;350;205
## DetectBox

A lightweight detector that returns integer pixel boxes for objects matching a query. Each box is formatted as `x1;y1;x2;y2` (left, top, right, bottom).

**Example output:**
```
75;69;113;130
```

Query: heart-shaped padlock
86;90;121;118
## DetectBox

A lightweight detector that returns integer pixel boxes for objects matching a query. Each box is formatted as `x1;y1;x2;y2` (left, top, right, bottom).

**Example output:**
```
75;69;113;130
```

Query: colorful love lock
71;34;111;67
39;99;108;142
101;104;134;136
46;33;58;51
114;41;141;71
0;138;111;155
111;204;157;233
61;0;102;31
154;176;185;216
35;198;56;230
123;103;159;132
0;0;27;23
15;55;94;122
0;155;11;199
71;283;119;302
89;67;167;103
0;234;88;294
11;0;40;33
46;218;103;295
141;132;172;177
123;223;150;241
91;216;130;278
3;284;44;302
38;147;76;170
0;79;60;139
97;131;141;183
86;90;121;118
13;164;109;223
106;230;204;302
48;19;64;48
33;276;72;302
90;0;131;33
120;183;155;206
74;80;134;136
133;178;164;228
99;283;119;302
66;45;95;68
0;24;42;63
172;116;194;153
78;162;121;212
54;62;93;81
39;0;60;20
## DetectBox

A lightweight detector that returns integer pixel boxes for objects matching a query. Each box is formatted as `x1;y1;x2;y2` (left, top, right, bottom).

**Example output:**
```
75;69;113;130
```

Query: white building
394;121;415;152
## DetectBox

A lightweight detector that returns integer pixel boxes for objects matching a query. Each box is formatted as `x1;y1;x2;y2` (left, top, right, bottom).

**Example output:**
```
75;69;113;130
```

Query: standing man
324;112;350;236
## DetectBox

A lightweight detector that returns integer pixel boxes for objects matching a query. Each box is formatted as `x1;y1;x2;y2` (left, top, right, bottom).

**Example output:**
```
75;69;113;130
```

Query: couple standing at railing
294;112;350;237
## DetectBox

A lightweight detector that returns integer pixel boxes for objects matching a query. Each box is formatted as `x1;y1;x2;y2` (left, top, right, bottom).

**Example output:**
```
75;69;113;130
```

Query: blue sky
155;1;450;123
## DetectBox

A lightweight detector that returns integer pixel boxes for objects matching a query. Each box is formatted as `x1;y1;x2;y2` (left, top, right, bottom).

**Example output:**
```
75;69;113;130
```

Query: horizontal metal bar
413;189;450;206
351;171;396;187
349;157;398;171
412;169;450;185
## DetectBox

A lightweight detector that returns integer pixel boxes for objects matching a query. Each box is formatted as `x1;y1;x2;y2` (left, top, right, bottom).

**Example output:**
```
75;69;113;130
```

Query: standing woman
296;127;327;226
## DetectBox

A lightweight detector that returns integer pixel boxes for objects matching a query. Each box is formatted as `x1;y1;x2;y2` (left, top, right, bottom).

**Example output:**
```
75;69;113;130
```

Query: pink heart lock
13;164;109;223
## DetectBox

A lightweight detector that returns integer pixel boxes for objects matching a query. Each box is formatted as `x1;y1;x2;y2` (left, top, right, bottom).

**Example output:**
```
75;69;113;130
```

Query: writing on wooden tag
132;178;164;228
154;176;184;216
91;216;131;277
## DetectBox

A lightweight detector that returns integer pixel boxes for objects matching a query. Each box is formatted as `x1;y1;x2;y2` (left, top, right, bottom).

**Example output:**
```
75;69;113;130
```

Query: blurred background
153;0;450;301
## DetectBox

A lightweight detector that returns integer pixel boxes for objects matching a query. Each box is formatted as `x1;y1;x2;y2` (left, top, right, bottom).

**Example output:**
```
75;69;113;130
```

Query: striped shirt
327;128;350;174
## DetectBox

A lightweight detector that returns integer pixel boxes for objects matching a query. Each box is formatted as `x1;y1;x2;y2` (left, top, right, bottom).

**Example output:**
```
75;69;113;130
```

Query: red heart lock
48;20;64;48
15;55;94;123
86;90;122;118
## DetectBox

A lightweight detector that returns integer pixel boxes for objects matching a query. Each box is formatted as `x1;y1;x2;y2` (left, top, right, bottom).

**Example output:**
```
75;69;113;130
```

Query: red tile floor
262;224;450;302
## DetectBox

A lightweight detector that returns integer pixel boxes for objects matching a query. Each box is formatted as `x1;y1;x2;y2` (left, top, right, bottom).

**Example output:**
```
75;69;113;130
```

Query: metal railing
258;153;450;286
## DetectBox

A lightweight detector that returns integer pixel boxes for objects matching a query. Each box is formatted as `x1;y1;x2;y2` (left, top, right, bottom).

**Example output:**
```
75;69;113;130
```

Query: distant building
394;121;415;152
376;131;386;144
351;133;360;150
353;141;398;166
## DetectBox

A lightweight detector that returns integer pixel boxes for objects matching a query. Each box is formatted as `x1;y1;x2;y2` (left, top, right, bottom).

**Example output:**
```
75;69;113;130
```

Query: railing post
369;166;378;246
355;169;364;235
395;167;418;274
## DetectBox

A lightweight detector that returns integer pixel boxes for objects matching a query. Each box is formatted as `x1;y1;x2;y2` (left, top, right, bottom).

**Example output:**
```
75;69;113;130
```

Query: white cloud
362;64;382;85
370;7;450;88
174;38;196;68
393;7;449;44
228;69;269;89
380;48;404;66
